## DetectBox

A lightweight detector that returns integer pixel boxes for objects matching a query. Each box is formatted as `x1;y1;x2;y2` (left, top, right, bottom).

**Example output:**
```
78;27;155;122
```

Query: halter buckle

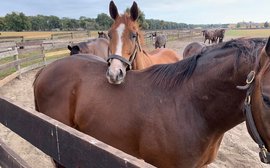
246;71;256;84
259;146;270;164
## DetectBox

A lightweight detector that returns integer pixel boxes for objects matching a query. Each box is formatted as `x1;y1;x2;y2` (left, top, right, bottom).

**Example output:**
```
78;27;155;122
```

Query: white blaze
115;23;125;56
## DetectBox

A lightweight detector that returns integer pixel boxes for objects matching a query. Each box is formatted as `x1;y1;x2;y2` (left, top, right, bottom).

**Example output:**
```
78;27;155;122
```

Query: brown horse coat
183;42;206;59
67;38;109;60
34;38;270;168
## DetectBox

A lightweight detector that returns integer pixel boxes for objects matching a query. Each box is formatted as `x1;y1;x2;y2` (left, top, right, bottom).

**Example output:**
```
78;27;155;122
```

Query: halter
237;71;270;164
107;33;142;70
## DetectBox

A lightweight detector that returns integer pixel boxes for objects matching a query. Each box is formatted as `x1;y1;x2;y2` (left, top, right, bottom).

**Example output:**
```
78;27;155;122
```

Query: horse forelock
147;38;266;90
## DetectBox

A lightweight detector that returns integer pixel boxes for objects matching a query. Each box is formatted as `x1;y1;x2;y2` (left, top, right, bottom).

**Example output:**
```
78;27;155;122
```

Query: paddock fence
0;31;96;87
0;97;155;168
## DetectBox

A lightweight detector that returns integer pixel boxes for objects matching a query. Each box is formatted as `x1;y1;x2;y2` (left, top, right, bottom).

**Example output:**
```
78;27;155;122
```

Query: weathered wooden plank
17;41;43;47
0;50;18;59
20;62;45;74
0;97;155;168
0;54;44;71
0;71;19;87
17;47;43;55
0;139;31;168
0;42;16;49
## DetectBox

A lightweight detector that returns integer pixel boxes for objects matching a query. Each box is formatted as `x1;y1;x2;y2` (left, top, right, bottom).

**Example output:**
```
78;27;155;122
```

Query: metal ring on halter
246;71;256;84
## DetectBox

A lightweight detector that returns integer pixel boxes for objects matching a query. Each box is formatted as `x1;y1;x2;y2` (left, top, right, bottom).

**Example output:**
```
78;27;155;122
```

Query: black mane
147;38;266;89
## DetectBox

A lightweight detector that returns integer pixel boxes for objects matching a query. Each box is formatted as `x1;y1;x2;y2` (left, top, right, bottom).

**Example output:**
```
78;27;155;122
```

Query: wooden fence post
41;44;47;66
13;47;22;79
71;32;74;39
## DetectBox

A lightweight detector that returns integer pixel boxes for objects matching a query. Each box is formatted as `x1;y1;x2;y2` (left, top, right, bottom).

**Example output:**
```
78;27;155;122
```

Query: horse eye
262;94;270;107
131;32;137;39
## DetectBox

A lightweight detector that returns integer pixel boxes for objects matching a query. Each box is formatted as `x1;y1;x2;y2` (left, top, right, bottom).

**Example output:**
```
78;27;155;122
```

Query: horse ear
68;45;72;51
109;1;119;20
130;1;139;21
265;37;270;56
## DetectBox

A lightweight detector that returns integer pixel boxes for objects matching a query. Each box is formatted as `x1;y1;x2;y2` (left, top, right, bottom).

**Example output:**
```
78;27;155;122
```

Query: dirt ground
0;36;269;168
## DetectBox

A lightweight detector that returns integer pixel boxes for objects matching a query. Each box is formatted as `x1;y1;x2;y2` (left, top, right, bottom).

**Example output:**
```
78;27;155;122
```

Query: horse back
149;48;180;63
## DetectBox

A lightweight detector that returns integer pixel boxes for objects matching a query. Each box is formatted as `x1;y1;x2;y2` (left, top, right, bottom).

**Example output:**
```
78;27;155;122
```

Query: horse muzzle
106;58;127;84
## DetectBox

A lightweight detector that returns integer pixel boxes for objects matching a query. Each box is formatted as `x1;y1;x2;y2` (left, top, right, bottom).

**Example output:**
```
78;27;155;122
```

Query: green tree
95;13;113;30
47;16;61;30
264;21;269;28
29;15;48;31
0;17;6;30
5;12;30;31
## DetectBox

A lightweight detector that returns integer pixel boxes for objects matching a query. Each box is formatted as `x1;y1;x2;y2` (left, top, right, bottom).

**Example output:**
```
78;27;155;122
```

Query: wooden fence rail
0;97;155;168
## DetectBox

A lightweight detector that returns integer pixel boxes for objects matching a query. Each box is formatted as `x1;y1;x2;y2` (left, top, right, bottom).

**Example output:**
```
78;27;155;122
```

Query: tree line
0;11;228;32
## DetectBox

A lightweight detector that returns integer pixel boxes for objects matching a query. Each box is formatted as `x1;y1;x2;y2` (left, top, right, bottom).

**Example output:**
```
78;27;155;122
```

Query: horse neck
180;55;252;134
132;50;153;70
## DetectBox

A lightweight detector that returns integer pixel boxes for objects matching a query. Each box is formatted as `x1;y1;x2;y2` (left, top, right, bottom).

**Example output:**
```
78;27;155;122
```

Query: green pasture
226;29;270;38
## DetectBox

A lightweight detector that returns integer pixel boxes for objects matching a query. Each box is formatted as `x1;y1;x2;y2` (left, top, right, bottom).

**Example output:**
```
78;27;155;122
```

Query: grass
226;29;270;38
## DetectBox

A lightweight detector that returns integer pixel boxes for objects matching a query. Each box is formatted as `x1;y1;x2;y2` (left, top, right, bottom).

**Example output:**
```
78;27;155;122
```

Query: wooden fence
0;97;155;168
144;29;202;45
0;36;94;87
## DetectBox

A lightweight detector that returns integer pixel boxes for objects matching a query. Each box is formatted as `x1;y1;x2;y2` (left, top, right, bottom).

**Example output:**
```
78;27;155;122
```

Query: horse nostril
119;69;124;78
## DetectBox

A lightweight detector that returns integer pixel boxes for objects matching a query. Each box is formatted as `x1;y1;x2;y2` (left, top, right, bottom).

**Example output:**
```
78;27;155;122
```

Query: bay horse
214;29;226;43
202;30;216;44
183;42;206;59
67;38;109;60
106;1;180;84
33;37;270;168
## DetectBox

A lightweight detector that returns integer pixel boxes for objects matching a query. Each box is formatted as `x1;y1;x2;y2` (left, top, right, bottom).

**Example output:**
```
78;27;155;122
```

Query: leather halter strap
237;71;270;164
107;33;141;70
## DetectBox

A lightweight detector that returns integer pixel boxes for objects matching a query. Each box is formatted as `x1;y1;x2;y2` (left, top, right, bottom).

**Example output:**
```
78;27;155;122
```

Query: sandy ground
0;36;269;168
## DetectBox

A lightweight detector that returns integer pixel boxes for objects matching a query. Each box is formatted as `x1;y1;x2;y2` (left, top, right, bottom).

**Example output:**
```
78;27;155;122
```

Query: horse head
68;45;80;55
106;1;141;84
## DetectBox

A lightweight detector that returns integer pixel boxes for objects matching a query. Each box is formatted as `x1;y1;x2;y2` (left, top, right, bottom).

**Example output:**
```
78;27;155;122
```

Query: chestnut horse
67;38;109;60
34;38;270;168
106;1;179;84
183;42;206;59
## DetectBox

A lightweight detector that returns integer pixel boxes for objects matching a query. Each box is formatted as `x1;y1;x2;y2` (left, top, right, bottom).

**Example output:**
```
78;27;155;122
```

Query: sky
0;0;269;24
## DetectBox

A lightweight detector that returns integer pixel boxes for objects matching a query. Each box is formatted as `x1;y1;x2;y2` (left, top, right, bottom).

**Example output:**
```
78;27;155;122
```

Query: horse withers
106;1;179;84
34;37;270;168
67;38;109;60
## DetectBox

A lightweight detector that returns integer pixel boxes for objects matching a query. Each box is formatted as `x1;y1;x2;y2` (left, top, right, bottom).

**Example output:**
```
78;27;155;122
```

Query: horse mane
147;38;267;89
